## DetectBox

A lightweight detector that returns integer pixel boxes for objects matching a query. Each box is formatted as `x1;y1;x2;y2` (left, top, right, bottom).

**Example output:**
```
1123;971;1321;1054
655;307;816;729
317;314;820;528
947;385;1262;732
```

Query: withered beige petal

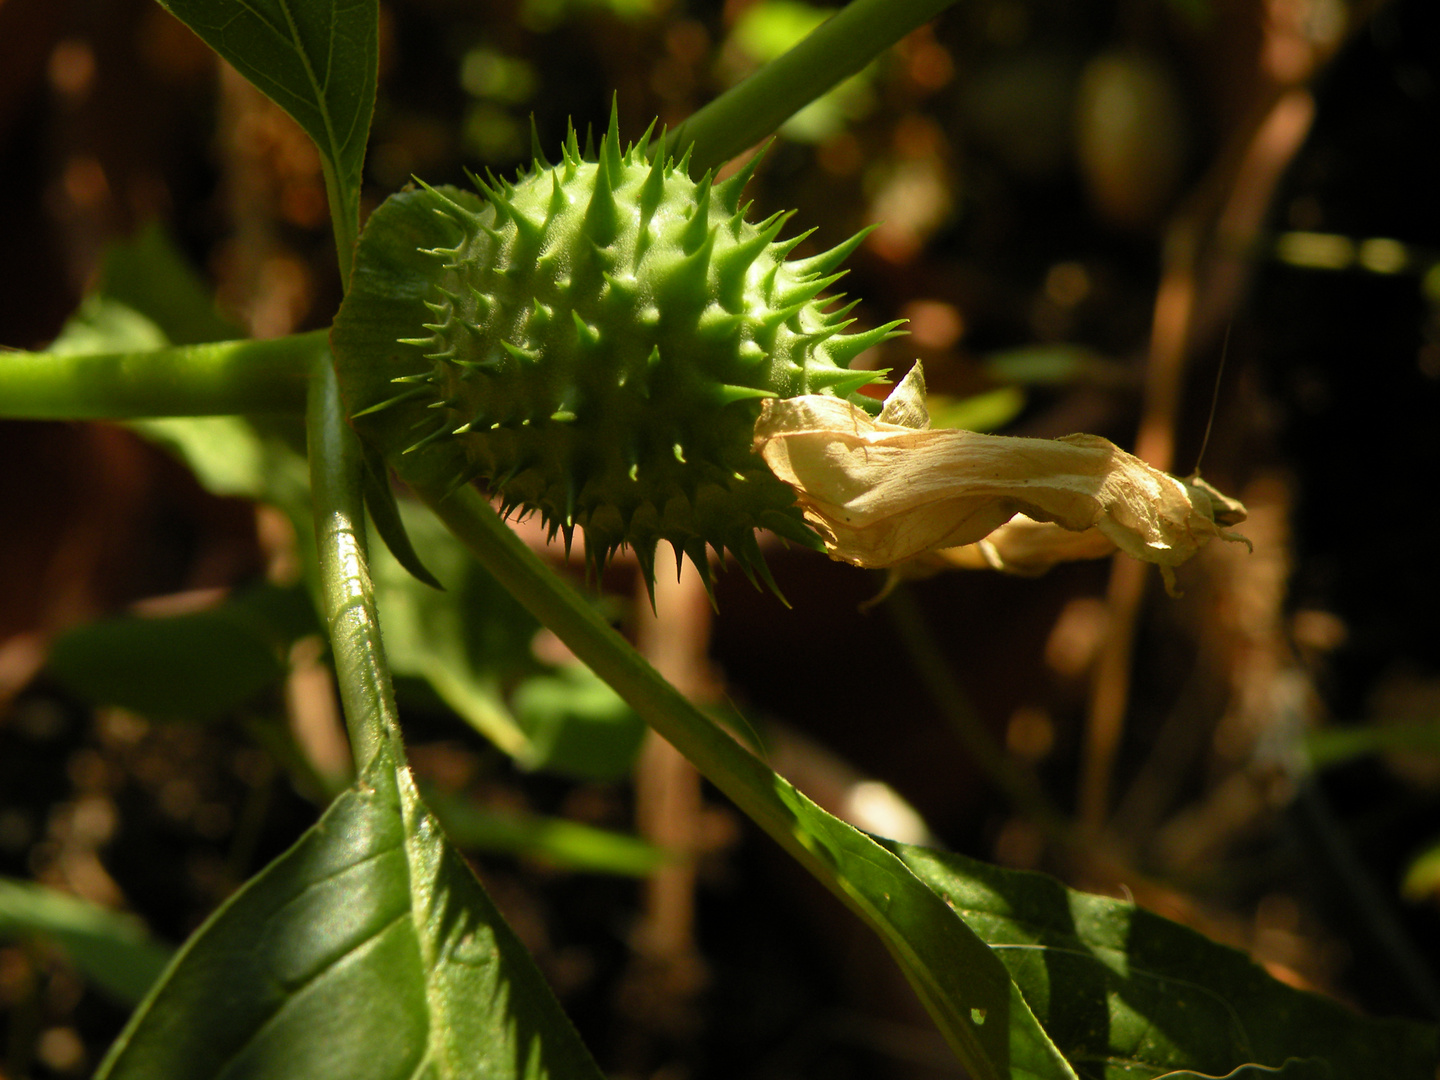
937;516;1121;575
753;364;1248;591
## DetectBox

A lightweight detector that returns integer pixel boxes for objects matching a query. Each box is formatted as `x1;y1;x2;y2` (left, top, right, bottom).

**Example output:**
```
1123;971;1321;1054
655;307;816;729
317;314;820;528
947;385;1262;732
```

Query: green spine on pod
331;109;902;597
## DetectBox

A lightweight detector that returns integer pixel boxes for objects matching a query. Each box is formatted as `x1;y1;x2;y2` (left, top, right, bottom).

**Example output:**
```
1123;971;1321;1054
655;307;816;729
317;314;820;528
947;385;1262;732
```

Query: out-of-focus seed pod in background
1074;50;1191;229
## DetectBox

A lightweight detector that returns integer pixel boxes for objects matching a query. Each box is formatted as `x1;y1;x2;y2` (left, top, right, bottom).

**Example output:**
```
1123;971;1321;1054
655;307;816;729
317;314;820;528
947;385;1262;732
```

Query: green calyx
331;111;901;597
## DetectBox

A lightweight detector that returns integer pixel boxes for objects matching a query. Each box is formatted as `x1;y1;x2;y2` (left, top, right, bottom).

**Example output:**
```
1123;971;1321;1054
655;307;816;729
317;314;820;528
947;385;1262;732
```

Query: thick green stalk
671;0;958;173
410;481;1006;1079
0;331;323;419
307;361;399;773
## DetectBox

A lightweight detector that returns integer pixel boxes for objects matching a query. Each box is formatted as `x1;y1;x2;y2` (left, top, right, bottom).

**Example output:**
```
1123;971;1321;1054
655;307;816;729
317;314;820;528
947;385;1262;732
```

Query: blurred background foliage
1;0;1439;1076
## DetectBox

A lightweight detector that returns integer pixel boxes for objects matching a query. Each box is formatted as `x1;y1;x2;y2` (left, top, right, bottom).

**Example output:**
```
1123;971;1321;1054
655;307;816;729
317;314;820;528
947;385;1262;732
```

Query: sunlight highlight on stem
0;331;323;420
308;361;400;772
671;0;958;173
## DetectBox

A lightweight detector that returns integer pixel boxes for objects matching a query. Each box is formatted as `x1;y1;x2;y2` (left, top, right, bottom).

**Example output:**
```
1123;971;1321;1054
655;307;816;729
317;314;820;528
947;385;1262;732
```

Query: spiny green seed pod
331;112;901;595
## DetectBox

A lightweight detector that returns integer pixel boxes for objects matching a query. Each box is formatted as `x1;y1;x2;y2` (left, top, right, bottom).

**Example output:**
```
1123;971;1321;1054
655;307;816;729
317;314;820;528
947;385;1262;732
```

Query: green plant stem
0;331;323;420
671;0;958;173
321;157;357;288
411;482;1003;1079
307;361;399;773
416;486;806;844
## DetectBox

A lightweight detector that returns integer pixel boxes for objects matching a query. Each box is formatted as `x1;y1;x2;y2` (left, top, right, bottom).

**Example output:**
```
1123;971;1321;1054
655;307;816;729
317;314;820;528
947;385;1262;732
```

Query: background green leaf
95;738;604;1080
155;0;378;274
47;584;316;720
510;665;647;781
0;879;173;1006
891;843;1438;1080
425;790;668;877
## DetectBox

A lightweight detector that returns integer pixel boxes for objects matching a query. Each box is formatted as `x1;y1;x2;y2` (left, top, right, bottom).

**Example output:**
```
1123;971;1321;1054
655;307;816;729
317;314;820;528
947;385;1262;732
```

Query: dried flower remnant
753;364;1249;594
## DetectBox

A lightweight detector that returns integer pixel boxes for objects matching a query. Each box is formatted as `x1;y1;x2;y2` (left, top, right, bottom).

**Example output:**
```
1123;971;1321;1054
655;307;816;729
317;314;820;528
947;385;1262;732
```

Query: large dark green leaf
47;585;315;720
156;0;377;264
414;479;1083;1080
891;843;1438;1080
95;737;603;1080
0;879;172;1006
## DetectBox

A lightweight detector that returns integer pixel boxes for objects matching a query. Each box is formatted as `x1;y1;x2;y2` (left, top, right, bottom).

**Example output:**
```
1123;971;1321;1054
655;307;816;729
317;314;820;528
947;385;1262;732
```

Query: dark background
2;0;1438;1076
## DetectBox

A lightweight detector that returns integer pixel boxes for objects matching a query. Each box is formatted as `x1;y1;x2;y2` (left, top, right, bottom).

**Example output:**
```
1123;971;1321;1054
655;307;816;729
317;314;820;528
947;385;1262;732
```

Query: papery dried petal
753;364;1248;592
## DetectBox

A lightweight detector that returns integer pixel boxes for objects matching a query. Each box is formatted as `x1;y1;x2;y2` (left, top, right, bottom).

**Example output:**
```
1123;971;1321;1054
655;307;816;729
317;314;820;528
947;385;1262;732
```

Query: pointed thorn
351;387;432;418
501;340;541;364
571;309;601;347
634;542;658;612
411;177;484;228
640;137;668;220
529;113;551;169
787;224;878;279
771;224;817;262
602;94;623;175
711;383;772;406
713;141;770;212
585;143;620;246
681;177;714;254
632;118;657;163
825;319;908;367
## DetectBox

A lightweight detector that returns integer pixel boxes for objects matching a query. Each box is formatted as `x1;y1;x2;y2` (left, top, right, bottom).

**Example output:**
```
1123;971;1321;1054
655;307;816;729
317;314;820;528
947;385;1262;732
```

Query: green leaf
372;505;538;757
890;843;1439;1080
424;790;669;877
47;584;316;720
97;224;242;345
927;386;1028;432
47;295;170;356
362;442;443;589
156;0;378;276
983;345;1133;389
0;878;173;1006
95;738;603;1080
1306;721;1440;768
417;482;1079;1080
511;666;647;781
776;792;1077;1080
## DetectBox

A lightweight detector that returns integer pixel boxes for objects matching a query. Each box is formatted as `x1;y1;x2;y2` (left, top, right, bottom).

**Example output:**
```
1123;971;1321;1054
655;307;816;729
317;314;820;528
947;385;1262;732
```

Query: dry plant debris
754;363;1250;594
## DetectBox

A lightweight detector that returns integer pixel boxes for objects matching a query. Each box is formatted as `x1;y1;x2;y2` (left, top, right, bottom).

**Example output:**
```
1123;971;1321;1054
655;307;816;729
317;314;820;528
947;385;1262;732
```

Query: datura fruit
331;111;898;595
332;110;1245;602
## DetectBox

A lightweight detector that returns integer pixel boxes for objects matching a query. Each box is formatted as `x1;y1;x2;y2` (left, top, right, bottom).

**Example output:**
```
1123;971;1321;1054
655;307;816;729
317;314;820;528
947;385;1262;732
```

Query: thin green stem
408;482;1008;1078
321;156;357;288
0;331;323;420
307;360;399;773
671;0;958;173
413;482;805;849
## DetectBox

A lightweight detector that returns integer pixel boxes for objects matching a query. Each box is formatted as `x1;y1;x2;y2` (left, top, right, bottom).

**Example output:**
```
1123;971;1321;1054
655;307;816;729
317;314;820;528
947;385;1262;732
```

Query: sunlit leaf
511;665;646;781
927;386;1028;432
774;787;1077;1080
97;225;241;346
0;879;172;1006
95;738;603;1080
372;505;538;757
155;0;378;261
891;843;1439;1079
